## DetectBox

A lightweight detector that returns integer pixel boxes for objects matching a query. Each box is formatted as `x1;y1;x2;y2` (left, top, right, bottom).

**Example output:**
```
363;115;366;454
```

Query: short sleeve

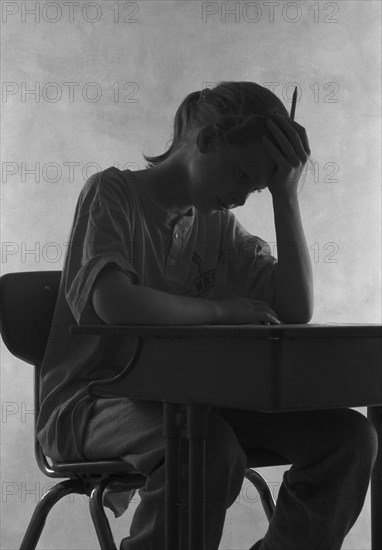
215;211;278;306
64;168;140;325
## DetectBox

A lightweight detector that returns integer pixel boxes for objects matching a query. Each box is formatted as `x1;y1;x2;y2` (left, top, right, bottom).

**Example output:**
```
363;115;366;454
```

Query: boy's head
142;82;295;214
143;81;289;160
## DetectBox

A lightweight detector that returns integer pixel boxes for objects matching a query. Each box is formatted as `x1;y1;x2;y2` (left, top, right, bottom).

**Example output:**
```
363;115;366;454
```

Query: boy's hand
261;114;311;199
216;297;283;325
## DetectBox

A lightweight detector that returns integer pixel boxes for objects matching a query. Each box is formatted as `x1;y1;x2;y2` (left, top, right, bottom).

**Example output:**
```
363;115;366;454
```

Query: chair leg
89;477;118;550
244;468;276;523
19;479;84;550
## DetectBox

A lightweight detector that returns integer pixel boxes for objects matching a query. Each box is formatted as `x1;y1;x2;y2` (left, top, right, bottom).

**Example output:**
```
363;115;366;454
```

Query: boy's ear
196;124;217;154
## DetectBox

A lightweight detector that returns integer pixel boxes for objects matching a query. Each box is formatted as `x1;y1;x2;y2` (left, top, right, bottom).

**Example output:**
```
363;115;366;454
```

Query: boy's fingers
261;314;281;325
275;114;311;156
265;306;279;318
288;119;311;156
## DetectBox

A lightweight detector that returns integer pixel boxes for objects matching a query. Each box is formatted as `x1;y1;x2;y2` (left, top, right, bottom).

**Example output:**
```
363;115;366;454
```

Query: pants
82;398;378;550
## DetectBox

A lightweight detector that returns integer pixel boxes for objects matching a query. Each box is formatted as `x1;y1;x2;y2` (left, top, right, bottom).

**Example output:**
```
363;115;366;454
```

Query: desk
70;323;382;550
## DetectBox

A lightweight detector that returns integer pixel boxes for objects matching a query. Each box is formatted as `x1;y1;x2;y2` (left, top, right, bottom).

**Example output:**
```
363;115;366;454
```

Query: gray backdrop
1;1;381;548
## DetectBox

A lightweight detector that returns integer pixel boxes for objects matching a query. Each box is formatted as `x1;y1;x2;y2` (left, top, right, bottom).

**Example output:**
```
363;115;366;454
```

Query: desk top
69;322;382;410
70;323;382;339
71;322;381;410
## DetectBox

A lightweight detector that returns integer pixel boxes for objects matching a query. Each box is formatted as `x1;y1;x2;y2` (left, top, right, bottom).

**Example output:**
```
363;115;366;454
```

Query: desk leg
367;406;382;550
187;405;211;550
164;402;183;550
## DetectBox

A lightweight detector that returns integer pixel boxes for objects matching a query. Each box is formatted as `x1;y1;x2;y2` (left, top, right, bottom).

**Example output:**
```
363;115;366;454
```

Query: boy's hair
143;81;290;168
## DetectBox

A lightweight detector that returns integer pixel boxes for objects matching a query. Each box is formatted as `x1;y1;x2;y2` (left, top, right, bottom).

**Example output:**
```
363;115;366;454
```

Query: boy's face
188;138;277;215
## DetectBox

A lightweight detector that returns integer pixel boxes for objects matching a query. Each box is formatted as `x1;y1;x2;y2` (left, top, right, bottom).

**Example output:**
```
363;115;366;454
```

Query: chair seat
51;458;146;477
245;447;290;468
52;448;289;477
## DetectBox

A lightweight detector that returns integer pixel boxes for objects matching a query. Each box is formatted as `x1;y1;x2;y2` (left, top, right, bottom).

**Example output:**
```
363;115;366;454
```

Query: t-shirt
36;166;277;462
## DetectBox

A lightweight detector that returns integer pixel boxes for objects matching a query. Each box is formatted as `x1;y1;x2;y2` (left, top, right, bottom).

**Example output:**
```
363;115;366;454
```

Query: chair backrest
0;270;142;477
0;271;62;366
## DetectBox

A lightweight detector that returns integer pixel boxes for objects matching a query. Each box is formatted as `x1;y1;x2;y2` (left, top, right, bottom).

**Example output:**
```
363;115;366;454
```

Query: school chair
0;270;290;550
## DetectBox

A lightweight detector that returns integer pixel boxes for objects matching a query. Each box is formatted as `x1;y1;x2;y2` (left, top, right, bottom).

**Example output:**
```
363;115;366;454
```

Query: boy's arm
272;192;314;324
91;266;221;325
261;113;313;324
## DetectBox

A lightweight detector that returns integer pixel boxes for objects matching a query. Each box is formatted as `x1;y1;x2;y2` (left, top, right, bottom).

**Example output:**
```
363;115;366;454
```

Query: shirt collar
123;169;196;229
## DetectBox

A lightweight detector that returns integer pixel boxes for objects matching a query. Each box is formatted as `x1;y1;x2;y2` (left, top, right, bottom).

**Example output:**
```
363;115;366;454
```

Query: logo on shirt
185;251;219;298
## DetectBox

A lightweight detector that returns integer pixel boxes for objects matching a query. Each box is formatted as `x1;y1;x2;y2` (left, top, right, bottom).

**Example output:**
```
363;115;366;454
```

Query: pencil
290;86;297;120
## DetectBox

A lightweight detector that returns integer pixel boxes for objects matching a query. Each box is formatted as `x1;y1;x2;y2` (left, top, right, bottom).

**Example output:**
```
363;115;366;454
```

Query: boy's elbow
276;305;313;325
280;311;313;325
91;266;136;325
273;293;314;325
293;312;313;324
